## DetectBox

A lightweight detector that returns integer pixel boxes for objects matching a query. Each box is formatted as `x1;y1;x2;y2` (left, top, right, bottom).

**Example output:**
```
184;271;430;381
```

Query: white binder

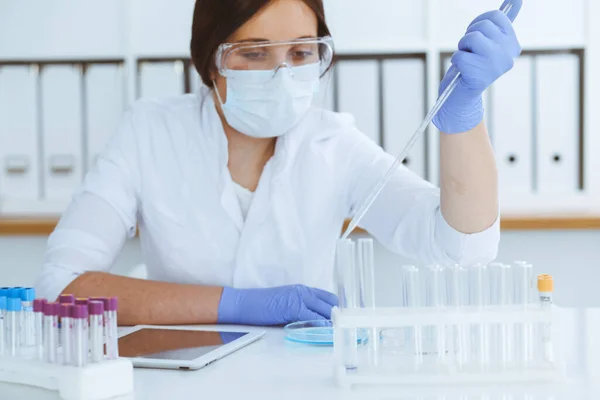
490;56;534;196
0;65;40;204
535;54;580;194
41;64;83;202
382;58;427;178
138;61;185;99
336;60;380;145
85;64;125;171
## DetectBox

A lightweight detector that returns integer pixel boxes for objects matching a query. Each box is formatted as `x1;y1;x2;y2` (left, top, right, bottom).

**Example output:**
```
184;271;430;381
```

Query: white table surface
2;307;600;400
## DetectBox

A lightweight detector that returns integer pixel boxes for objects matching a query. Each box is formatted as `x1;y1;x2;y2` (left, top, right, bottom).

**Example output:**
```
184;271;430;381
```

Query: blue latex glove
433;0;523;134
217;285;339;326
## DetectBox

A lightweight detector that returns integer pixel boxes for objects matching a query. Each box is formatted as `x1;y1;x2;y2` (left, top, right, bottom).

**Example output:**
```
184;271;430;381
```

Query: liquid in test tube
0;296;6;357
20;288;36;347
59;304;73;365
33;299;47;360
89;301;105;363
72;305;89;367
43;302;59;363
6;297;22;357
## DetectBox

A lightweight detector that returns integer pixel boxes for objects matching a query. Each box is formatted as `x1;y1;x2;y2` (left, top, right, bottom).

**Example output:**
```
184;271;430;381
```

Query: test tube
402;265;422;366
356;238;377;365
33;299;47;360
537;274;554;365
59;294;75;304
445;265;469;368
0;296;6;357
106;297;119;360
59;304;73;365
336;239;358;369
89;301;105;363
514;262;534;366
43;302;59;363
488;263;512;369
6;297;21;356
72;305;89;367
90;297;108;345
469;264;490;369
423;265;446;365
20;288;35;347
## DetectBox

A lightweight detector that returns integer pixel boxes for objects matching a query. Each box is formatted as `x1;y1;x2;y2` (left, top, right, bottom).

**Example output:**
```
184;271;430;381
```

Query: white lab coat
35;86;500;301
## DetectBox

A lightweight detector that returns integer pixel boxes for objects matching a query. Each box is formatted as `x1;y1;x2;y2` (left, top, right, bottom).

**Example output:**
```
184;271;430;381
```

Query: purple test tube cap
88;300;104;315
59;294;75;304
72;304;89;319
108;297;118;311
33;298;47;312
59;303;73;318
75;298;89;306
43;301;59;316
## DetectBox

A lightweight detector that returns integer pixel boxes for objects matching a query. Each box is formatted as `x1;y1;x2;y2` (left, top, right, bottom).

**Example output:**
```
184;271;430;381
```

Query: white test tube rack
332;304;566;389
0;355;133;400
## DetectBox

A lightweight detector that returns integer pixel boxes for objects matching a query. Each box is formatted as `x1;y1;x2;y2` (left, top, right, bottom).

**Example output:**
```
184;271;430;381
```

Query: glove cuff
217;287;239;324
433;96;484;134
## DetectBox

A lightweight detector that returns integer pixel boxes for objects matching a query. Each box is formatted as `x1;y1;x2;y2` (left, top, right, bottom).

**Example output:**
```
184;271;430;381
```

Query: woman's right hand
217;284;339;326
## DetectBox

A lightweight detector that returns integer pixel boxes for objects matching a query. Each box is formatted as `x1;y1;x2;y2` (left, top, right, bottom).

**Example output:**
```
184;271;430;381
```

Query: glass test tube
488;263;513;369
469;264;490;369
6;297;22;356
336;239;358;369
537;274;554;365
106;297;119;359
424;265;446;365
514;262;534;367
445;265;469;367
402;265;422;366
20;288;36;347
356;238;377;366
43;302;59;363
59;304;73;365
89;301;105;363
33;299;47;361
0;296;6;357
72;305;89;367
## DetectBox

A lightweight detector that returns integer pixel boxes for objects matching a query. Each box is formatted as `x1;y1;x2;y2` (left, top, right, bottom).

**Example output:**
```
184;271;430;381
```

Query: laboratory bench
2;307;600;400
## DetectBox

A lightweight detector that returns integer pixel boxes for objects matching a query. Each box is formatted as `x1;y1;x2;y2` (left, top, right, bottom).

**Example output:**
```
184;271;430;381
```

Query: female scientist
35;0;522;326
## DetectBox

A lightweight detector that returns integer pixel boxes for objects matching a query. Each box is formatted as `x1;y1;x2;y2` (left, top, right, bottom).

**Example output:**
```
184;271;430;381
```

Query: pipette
341;1;515;240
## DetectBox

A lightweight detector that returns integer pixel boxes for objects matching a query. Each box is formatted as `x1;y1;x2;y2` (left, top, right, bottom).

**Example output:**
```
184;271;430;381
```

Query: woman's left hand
433;0;523;134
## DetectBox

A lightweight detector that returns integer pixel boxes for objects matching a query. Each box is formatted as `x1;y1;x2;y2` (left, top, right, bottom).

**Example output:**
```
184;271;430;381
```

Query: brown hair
190;0;331;87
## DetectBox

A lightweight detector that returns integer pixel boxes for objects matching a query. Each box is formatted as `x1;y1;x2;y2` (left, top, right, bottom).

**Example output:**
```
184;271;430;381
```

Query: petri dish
284;320;368;346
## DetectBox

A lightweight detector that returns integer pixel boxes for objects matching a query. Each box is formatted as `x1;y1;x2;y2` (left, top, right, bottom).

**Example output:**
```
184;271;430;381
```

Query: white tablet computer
117;325;265;370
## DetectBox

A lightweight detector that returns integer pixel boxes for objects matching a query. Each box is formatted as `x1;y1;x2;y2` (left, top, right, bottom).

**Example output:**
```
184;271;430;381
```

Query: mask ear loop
212;79;226;107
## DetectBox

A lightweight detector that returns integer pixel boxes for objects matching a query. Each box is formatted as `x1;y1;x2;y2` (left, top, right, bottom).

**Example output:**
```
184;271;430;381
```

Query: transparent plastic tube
489;263;512;369
6;297;22;357
89;301;105;363
357;238;378;366
20;288;36;347
106;297;119;360
537;275;554;365
72;305;89;367
514;262;534;366
445;265;470;367
33;299;46;360
469;264;490;369
336;239;358;369
43;302;59;363
424;265;446;365
402;265;422;367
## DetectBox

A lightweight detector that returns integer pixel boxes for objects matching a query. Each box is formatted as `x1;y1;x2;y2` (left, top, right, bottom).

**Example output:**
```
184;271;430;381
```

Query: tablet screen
118;329;249;361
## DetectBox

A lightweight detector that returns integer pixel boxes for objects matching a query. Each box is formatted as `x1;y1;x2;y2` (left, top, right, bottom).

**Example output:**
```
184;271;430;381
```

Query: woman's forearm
61;272;223;326
439;121;499;234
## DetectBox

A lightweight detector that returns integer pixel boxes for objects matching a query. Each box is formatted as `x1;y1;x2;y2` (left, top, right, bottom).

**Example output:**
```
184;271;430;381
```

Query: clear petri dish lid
284;320;367;346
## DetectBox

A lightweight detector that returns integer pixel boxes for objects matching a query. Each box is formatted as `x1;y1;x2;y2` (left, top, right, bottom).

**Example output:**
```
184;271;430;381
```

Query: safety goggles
215;36;334;83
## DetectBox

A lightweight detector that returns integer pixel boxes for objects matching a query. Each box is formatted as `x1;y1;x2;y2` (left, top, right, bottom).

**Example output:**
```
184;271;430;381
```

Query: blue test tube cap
0;296;6;310
9;287;23;299
20;287;35;302
0;287;9;297
7;297;22;311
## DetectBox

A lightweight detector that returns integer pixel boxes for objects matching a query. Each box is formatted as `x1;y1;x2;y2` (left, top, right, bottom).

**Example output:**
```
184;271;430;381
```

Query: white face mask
213;63;321;138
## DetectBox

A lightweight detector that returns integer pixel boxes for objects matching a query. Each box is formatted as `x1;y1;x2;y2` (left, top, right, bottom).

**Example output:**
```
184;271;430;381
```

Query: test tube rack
332;304;565;389
0;355;133;400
